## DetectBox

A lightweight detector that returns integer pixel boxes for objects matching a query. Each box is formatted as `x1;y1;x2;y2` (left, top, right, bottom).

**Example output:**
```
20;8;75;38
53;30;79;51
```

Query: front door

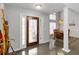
26;16;39;47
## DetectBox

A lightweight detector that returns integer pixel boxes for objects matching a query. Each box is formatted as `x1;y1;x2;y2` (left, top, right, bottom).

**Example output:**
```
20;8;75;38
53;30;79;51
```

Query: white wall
59;11;64;30
68;9;79;38
56;9;79;38
56;11;64;30
4;4;50;51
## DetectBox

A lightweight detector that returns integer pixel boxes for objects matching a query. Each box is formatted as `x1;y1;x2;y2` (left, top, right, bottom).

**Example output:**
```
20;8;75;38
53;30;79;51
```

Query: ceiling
5;3;65;14
64;3;79;13
5;3;79;14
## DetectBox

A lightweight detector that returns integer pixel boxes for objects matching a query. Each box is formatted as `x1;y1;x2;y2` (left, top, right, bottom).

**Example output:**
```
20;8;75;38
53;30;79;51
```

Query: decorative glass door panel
29;19;37;43
27;16;39;47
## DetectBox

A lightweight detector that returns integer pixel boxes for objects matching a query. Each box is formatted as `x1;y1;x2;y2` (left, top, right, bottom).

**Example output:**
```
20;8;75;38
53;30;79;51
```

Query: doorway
26;16;39;47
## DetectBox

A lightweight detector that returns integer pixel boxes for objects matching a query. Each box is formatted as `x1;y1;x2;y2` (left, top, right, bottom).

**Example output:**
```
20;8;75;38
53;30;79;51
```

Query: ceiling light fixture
35;4;42;9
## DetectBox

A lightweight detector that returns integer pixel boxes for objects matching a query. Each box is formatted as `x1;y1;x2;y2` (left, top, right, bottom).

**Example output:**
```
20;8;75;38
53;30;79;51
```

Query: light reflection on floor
22;51;26;55
28;48;37;55
57;51;65;55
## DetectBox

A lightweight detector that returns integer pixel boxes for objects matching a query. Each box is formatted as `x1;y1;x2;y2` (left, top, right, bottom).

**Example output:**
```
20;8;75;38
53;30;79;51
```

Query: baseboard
40;42;49;45
70;36;79;39
39;40;49;44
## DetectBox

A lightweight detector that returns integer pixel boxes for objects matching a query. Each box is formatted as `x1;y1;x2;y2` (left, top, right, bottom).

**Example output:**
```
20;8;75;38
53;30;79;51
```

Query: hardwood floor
8;37;79;55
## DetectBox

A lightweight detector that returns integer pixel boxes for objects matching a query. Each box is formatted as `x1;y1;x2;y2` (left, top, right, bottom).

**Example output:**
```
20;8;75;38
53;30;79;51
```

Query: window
49;13;56;34
22;17;26;45
49;14;56;20
50;22;56;34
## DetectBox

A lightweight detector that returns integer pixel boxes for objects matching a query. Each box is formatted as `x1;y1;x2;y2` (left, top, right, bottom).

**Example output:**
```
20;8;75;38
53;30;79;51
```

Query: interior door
27;16;39;47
